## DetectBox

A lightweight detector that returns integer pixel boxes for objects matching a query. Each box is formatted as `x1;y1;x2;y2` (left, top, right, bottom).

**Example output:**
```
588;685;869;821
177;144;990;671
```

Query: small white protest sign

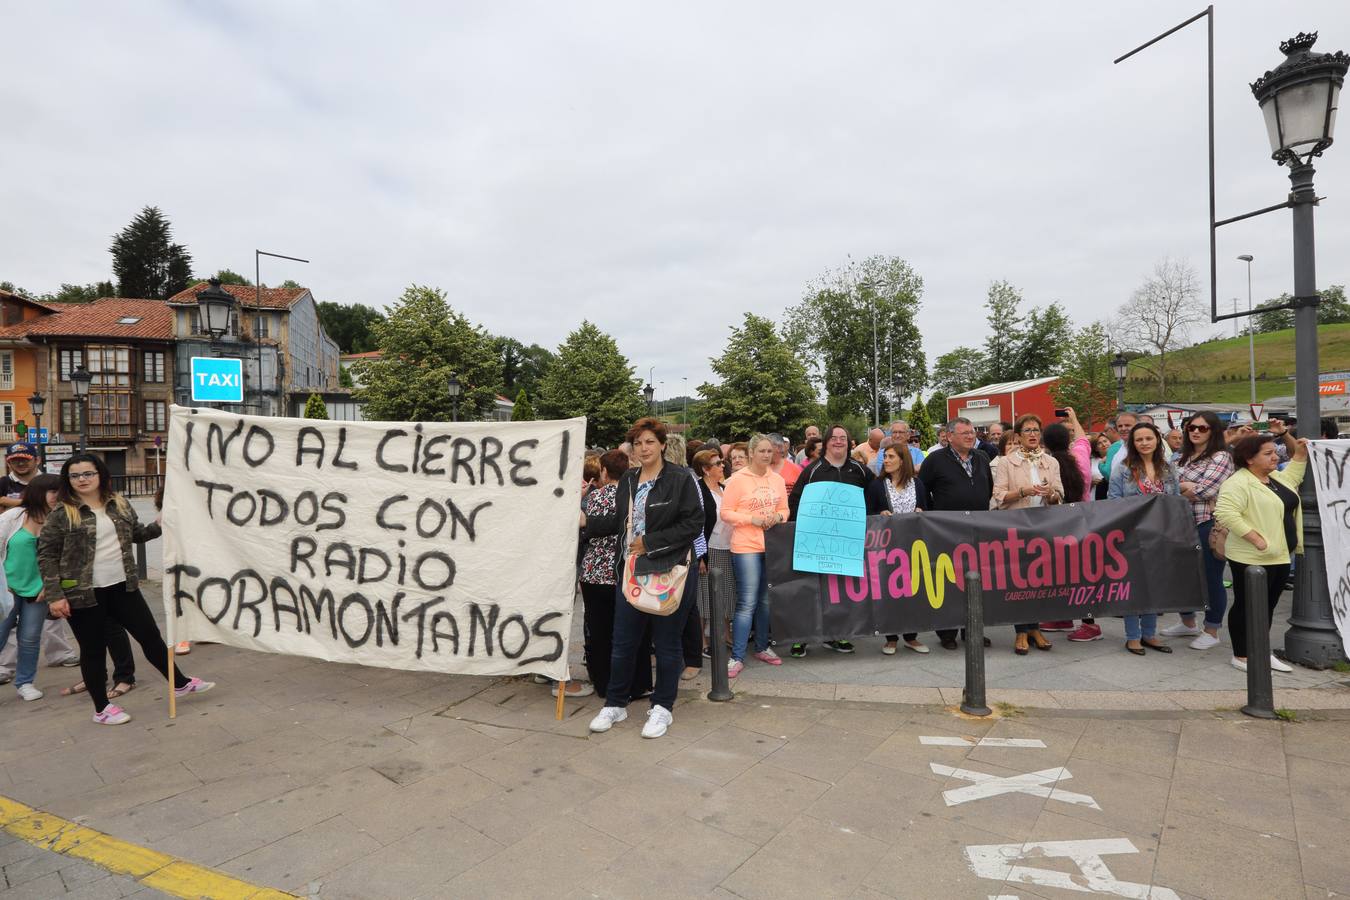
161;406;585;680
1308;439;1350;655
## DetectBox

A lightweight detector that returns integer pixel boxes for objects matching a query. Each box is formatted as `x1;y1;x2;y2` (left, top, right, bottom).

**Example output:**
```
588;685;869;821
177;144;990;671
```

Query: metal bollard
136;540;148;580
960;570;991;717
1241;565;1276;720
706;561;733;702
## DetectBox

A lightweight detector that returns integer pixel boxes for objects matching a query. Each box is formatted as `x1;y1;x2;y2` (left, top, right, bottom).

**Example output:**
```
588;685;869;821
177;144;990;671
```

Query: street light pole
1248;31;1348;666
1238;254;1257;404
27;392;45;471
1110;352;1128;412
70;366;92;453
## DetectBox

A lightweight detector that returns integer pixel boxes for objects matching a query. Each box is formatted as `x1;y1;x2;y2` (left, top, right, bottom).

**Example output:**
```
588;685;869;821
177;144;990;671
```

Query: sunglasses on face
1186;424;1211;433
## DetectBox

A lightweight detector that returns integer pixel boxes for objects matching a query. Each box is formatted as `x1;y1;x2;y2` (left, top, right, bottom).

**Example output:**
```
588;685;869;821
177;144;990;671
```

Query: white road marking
965;838;1181;899
920;736;1047;748
930;763;1101;809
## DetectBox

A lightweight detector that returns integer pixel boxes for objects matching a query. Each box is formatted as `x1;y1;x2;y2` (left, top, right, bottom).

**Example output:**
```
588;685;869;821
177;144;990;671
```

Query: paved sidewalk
3;610;1350;899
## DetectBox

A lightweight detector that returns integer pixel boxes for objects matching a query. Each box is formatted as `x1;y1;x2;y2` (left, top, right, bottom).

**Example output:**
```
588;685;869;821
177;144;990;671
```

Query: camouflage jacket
37;499;160;608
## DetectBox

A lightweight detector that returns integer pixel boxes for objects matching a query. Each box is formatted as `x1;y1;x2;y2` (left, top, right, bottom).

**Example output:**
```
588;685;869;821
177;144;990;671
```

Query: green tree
317;301;386;354
784;255;926;420
1;281;114;303
511;388;536;421
1051;323;1117;428
981;281;1025;383
1252;285;1349;333
355;285;500;422
303;392;329;419
908;395;936;447
930;347;986;395
494;336;556;398
338;366;354;388
201;269;251;286
109;206;193;299
1015;301;1072;378
699;313;817;440
537;321;645;446
926;392;948;426
279;279;304;290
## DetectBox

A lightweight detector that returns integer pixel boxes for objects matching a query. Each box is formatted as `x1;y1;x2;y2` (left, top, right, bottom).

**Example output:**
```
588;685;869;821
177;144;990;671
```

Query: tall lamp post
892;375;906;421
643;381;654;414
27;392;45;470
70;366;92;453
1237;254;1257;405
447;372;461;423
1251;31;1349;666
1110;352;1129;412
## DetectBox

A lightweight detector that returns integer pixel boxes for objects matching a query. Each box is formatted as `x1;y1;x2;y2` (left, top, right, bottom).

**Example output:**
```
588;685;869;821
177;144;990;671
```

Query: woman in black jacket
865;443;932;656
587;418;703;740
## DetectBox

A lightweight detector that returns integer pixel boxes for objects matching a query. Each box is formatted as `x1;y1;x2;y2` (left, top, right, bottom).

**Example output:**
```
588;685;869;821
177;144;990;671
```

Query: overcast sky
5;2;1349;400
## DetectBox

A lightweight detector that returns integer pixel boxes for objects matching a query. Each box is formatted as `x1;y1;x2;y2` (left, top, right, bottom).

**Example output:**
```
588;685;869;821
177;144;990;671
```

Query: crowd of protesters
574;408;1322;739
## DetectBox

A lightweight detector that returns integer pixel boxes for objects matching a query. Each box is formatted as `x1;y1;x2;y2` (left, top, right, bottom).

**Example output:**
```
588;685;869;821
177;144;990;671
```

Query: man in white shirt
794;425;821;464
926;425;950;457
870;421;925;474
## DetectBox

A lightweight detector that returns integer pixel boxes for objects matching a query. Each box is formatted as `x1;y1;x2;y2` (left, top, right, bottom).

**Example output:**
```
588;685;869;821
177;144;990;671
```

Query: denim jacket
37;498;160;608
1107;461;1180;500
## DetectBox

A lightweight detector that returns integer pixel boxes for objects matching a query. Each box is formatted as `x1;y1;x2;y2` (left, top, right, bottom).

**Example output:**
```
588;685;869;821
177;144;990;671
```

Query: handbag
1207;519;1228;561
621;483;689;616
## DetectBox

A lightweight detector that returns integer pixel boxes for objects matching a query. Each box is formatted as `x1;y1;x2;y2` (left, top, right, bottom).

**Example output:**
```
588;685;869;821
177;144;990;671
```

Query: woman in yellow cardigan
1213;433;1308;674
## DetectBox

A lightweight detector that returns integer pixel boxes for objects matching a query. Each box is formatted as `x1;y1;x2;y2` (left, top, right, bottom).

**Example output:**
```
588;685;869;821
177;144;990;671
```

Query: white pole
1246;259;1257;405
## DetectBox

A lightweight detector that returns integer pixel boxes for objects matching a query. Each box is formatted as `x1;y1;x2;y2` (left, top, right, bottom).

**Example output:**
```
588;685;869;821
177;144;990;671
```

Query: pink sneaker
727;659;744;678
752;649;783;666
174;677;215;697
93;704;130;725
1067;623;1103;642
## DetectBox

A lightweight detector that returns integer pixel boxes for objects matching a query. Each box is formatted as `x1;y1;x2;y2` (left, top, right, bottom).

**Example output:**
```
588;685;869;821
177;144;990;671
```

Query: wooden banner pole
167;615;177;720
555;680;566;720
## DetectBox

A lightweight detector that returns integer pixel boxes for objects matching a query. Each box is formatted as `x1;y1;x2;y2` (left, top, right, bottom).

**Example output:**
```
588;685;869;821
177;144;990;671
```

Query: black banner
767;495;1203;642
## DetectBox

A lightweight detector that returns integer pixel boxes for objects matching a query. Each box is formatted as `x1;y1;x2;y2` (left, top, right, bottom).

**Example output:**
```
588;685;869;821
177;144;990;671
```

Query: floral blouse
580;483;619;585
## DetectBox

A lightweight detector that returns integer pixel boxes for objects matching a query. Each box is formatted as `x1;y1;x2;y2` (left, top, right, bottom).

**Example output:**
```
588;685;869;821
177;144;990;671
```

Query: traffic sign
43;442;74;472
1250;403;1265;422
191;357;244;403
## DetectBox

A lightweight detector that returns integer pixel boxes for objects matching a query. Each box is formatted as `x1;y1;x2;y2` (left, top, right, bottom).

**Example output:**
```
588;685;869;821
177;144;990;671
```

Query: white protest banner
1308;439;1350;655
161;406;585;679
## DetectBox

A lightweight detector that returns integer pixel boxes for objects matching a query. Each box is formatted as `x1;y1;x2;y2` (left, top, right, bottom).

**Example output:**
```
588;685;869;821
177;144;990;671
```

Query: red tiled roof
340;350;383;360
4;298;174;341
169;282;308;310
0;288;63;313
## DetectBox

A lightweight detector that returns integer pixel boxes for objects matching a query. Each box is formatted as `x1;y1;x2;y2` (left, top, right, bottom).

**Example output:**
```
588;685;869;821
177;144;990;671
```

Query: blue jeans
730;552;770;661
0;595;45;687
604;573;696;712
1193;519;1229;628
1124;613;1158;642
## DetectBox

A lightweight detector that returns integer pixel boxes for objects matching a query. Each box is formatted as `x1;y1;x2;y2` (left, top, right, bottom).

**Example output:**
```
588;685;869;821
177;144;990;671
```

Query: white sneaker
16;684;42;701
588;706;627;733
93;704;131;725
641;705;673;739
1270;654;1293;673
1231;657;1247;672
1161;621;1201;637
1189;633;1221;650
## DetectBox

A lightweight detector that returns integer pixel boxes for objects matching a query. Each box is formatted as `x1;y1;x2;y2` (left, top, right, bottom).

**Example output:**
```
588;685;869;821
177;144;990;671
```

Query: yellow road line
0;794;296;899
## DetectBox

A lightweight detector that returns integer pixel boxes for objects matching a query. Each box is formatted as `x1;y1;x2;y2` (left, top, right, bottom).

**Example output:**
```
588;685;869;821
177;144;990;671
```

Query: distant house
0;298;176;477
167;282;339;416
947;377;1060;430
0;289;62;442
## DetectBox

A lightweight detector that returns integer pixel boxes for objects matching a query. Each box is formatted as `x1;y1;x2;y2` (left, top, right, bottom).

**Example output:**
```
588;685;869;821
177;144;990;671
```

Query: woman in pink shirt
720;435;789;677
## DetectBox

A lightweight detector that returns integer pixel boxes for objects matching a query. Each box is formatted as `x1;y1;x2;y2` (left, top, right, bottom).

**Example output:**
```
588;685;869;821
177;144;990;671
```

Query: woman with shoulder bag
0;474;62;701
589;419;703;740
1214;434;1308;674
38;453;214;726
1159;411;1235;649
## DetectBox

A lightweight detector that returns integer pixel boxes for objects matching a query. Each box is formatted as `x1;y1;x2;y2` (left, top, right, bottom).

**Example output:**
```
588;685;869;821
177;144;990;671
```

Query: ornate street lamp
447;371;462;423
70;365;92;453
1110;352;1129;412
643;382;655;414
892;374;906;420
196;278;237;340
27;391;45;469
1251;32;1349;667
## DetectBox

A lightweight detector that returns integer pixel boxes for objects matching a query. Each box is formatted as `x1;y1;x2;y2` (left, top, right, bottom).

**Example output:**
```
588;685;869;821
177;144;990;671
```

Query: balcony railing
110;474;163;497
0;373;13;391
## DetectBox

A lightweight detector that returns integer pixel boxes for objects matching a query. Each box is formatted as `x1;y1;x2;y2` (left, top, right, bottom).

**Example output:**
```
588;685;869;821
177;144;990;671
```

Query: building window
2;304;20;327
88;393;132;435
0;403;12;437
61;400;79;434
58;349;83;381
144;400;167;432
143;351;165;383
229;310;239;337
0;352;11;391
254;315;270;339
188;310;201;335
87;346;131;387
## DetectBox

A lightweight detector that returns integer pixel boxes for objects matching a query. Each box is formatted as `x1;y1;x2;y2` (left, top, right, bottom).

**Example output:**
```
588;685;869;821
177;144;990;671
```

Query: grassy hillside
1124;322;1350;404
